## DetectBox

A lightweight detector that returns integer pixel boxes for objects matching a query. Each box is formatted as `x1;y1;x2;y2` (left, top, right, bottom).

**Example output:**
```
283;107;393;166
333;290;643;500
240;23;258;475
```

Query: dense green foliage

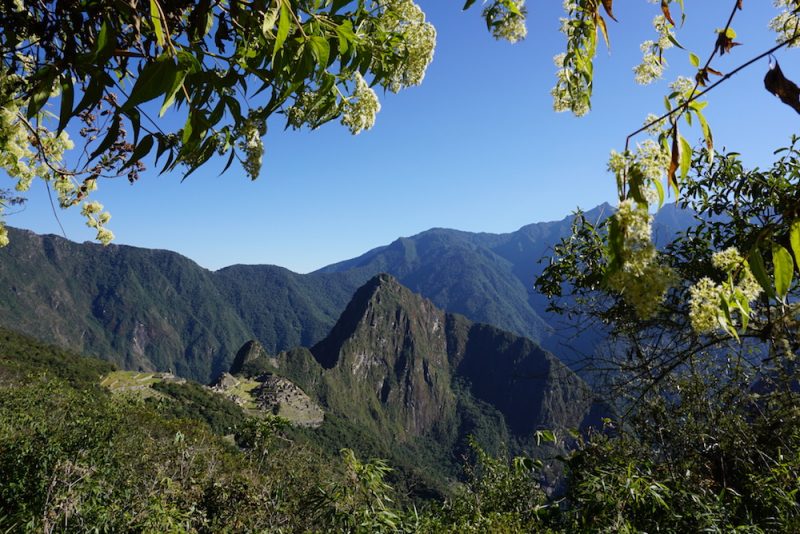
0;229;254;381
531;144;800;531
0;0;526;246
149;380;247;435
0;324;551;532
0;325;414;532
0;326;114;387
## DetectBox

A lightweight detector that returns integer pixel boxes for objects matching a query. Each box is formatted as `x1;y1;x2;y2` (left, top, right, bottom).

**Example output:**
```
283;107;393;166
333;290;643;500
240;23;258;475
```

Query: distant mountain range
0;203;695;382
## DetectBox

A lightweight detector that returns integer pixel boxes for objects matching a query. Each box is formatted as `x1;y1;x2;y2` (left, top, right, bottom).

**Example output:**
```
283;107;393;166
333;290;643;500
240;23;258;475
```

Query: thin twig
44;180;67;239
624;0;743;155
628;34;800;150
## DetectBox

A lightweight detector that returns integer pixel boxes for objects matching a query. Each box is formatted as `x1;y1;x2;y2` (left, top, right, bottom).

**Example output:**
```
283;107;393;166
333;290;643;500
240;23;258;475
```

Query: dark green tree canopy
0;0;525;244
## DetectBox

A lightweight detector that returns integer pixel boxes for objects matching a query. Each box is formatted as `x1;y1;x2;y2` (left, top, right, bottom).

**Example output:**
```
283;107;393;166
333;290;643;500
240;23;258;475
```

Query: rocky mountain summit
227;274;604;460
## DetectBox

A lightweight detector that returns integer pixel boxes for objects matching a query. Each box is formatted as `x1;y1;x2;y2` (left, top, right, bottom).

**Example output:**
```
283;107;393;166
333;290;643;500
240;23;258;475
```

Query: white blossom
375;0;436;93
341;73;382;135
711;247;744;273
237;111;267;180
669;76;695;100
606;199;677;319
689;277;720;333
634;41;665;85
770;1;800;47
688;247;762;335
484;0;527;44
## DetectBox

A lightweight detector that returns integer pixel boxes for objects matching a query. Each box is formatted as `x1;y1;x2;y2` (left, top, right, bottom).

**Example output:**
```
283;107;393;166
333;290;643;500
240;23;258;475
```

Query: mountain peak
308;274;454;437
310;273;430;369
229;339;270;376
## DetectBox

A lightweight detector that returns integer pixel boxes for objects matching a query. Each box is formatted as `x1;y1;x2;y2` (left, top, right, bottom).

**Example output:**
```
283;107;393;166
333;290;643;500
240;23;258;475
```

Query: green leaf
122;55;177;111
159;71;188;117
274;1;291;60
790;219;800;272
89;115;120;160
150;0;165;47
679;135;692;179
307;36;330;68
650;176;664;208
26;65;57;119
159;51;202;117
733;289;751;332
772;243;794;300
694;107;713;162
57;75;74;135
718;296;739;341
123;108;141;145
181;114;194;145
94;22;111;60
335;20;356;54
463;0;477;10
667;34;685;49
689;52;700;67
688;100;708;112
748;248;775;299
122;134;154;170
534;429;556;445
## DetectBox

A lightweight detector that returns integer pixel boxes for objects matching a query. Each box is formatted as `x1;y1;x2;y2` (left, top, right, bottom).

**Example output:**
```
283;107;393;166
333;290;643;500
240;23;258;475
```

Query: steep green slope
0;227;253;381
231;274;603;493
0;327;366;532
319;231;555;344
213;263;363;353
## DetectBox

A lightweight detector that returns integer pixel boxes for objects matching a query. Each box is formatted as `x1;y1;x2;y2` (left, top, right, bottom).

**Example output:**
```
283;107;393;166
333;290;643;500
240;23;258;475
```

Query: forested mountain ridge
0;204;692;381
221;273;603;492
0;227;253;380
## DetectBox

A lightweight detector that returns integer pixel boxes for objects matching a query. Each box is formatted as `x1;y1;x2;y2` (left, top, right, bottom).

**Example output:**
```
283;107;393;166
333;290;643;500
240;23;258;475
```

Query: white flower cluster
607;139;670;207
634;41;665;85
375;0;436;93
633;15;675;85
606;199;677;318
770;0;800;47
643;113;667;136
286;90;340;131
669;75;695;100
80;200;114;245
483;0;528;44
636;139;670;183
237;111;267;180
0;69;110;246
689;247;761;334
341;73;381;135
607;150;627;176
551;0;593;117
551;53;590;117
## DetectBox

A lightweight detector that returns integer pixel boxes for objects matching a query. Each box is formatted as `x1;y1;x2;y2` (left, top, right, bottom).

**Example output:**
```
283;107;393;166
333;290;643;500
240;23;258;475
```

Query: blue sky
8;2;800;273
